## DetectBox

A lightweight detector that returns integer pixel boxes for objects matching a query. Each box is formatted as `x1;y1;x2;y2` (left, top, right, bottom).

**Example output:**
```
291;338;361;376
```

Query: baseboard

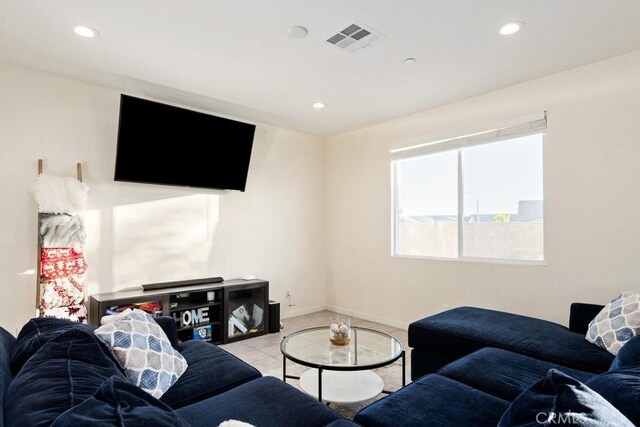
325;304;408;330
281;304;327;319
279;303;409;330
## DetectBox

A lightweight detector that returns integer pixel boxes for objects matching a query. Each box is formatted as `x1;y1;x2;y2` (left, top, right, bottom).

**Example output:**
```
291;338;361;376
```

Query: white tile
258;342;284;357
243;333;283;349
235;350;271;364
251;356;283;374
218;341;253;355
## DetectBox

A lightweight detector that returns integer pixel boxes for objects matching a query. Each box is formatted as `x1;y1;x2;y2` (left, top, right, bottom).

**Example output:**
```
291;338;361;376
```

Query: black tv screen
115;95;256;191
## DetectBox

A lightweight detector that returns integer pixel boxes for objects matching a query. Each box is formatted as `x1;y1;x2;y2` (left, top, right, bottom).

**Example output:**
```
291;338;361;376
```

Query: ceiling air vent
325;20;385;53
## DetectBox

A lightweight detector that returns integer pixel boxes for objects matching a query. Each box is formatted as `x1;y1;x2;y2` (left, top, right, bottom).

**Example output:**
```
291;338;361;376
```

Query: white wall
3;49;640;336
0;62;326;334
325;51;640;328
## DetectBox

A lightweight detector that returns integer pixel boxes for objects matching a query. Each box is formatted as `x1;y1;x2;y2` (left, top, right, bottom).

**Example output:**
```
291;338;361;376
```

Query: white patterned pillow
94;309;188;398
586;292;640;355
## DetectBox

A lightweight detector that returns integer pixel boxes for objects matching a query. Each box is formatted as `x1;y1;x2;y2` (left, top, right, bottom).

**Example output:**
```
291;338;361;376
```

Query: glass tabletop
280;326;403;370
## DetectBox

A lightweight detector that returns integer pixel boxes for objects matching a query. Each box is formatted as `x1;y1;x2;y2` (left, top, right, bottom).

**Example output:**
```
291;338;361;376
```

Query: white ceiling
1;1;640;136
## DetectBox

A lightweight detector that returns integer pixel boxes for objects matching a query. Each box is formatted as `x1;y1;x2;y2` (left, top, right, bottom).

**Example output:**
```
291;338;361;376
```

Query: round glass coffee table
280;326;405;403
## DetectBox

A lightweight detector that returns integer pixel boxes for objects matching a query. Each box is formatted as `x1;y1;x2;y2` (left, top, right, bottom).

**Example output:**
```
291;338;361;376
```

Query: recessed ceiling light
288;26;309;39
499;22;524;36
73;25;100;39
312;102;325;109
403;57;416;65
74;25;99;38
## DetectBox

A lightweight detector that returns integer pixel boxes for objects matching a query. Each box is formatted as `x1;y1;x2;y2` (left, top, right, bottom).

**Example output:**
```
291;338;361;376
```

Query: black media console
89;278;269;345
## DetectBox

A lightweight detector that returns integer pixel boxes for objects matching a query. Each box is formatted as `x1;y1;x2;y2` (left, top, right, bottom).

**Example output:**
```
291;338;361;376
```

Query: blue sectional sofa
408;303;611;379
0;317;356;427
354;304;640;426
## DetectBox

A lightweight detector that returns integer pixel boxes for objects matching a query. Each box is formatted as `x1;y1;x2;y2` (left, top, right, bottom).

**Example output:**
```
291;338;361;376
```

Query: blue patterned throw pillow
94;309;188;398
586;292;640;355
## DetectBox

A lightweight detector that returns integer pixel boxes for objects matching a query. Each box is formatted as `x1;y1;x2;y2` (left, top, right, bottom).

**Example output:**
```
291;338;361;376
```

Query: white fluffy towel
33;173;89;214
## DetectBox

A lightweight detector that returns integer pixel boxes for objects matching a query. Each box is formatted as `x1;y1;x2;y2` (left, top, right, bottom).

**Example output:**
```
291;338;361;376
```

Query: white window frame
391;112;547;265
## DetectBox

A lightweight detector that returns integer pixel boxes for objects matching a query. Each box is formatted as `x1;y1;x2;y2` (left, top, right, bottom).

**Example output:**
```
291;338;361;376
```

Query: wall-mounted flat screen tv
115;95;256;191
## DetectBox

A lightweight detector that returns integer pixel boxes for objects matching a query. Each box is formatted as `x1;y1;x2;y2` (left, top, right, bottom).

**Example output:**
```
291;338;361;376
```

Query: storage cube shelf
89;278;269;345
225;282;267;343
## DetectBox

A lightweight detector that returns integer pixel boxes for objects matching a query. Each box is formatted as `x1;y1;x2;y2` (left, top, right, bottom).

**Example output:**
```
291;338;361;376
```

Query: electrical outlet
286;289;295;307
443;304;451;311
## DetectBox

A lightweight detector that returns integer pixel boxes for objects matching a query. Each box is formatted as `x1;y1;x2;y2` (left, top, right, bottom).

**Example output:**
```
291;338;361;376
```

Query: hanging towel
40;247;87;280
40;275;86;309
39;213;86;247
41;304;88;324
33;173;89;214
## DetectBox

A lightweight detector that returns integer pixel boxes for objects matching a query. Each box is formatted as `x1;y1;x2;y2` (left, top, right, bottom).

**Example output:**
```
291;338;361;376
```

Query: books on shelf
253;304;264;328
106;301;162;317
229;315;248;334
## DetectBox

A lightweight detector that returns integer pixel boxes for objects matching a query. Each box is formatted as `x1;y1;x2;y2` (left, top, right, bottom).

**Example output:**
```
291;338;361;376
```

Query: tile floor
219;310;410;419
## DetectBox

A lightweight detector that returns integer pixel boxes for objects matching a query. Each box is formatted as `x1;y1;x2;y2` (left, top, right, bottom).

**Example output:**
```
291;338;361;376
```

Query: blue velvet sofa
408;303;611;379
0;317;356;427
354;304;640;426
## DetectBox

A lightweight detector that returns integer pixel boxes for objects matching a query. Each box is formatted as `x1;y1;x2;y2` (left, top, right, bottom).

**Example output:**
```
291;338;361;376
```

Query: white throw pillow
219;421;255;427
586;291;640;355
94;309;188;398
100;308;134;326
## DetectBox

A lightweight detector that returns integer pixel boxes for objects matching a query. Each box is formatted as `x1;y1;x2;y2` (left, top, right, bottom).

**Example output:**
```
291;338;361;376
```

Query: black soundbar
142;276;224;291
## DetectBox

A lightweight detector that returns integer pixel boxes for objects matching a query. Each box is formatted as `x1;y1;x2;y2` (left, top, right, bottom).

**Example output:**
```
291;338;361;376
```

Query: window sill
391;253;547;266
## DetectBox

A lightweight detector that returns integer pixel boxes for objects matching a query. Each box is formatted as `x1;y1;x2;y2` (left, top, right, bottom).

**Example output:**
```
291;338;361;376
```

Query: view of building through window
393;133;544;261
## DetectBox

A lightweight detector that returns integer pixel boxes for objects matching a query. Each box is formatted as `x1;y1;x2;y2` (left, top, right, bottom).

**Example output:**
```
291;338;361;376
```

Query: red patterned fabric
40;275;86;309
39;247;88;322
41;247;87;279
41;304;88;324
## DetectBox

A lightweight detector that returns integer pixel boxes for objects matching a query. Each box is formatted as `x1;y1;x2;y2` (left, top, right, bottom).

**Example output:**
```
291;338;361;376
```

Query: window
392;114;545;262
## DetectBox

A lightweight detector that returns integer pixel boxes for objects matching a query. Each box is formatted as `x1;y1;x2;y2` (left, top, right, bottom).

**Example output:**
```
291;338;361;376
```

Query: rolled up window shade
391;112;547;160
